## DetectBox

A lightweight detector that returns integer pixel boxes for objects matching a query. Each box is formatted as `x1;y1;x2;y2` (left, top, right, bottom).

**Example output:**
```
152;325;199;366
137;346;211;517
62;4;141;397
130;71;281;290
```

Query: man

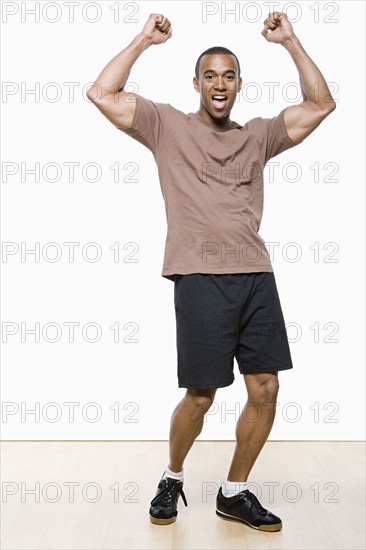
87;11;336;532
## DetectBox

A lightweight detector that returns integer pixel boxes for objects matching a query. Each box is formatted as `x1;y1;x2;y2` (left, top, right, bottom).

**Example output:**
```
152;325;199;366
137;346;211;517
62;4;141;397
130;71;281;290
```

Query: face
193;54;242;121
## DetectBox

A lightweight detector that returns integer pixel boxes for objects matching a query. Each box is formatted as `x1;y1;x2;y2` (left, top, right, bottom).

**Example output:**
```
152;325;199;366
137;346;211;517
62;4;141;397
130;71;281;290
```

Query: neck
197;105;231;127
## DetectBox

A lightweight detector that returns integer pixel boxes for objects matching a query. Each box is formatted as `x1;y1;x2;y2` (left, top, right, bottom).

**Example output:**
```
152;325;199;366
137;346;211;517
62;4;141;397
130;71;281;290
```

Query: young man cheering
87;11;336;532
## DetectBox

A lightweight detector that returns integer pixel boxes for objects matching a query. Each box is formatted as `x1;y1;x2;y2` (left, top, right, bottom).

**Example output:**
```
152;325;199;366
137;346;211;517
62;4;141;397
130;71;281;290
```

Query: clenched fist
261;12;295;44
142;13;173;45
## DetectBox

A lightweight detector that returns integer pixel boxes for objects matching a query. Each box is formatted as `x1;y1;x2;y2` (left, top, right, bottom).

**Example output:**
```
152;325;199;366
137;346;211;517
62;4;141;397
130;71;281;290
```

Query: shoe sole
216;509;282;532
149;514;177;525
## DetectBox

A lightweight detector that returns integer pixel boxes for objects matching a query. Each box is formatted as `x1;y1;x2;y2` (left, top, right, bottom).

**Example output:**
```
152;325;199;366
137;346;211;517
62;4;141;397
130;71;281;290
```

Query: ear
192;76;200;92
238;77;243;93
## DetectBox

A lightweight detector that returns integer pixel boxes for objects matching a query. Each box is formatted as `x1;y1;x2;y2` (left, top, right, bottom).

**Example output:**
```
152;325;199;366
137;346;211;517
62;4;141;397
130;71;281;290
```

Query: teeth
213;96;226;99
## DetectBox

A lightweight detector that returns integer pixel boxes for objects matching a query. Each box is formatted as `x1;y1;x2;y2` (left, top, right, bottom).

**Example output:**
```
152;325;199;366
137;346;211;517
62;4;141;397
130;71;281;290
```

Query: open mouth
211;95;228;110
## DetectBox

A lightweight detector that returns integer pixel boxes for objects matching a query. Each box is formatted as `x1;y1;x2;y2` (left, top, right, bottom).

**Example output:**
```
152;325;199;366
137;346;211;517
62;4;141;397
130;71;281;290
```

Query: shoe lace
150;479;188;508
241;489;267;515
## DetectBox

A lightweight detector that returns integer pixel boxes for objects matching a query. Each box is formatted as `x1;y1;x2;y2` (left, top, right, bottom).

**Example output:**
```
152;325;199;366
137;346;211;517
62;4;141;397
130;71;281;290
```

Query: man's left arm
262;11;336;144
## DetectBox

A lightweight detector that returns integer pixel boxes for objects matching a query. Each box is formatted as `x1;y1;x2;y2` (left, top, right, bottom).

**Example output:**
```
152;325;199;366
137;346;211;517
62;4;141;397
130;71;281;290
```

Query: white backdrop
1;0;365;440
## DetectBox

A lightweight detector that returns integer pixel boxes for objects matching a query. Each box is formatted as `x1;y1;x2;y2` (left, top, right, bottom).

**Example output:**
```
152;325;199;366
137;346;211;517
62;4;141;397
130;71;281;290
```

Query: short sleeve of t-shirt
255;107;303;165
118;93;171;155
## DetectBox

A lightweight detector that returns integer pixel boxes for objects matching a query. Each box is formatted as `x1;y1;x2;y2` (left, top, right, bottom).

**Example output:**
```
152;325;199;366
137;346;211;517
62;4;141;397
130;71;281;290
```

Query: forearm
281;34;336;111
87;31;151;101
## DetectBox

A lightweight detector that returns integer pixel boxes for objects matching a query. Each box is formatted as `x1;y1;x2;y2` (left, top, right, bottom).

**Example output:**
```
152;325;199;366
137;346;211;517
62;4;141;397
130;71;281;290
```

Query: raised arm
262;12;336;143
86;13;172;130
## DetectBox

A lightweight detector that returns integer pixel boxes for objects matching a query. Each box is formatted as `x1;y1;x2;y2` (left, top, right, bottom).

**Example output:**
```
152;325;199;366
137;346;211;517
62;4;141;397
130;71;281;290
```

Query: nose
215;77;226;90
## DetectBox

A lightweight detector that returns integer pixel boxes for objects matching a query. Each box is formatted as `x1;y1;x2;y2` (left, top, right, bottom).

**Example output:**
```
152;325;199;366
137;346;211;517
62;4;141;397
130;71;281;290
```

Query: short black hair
195;46;241;79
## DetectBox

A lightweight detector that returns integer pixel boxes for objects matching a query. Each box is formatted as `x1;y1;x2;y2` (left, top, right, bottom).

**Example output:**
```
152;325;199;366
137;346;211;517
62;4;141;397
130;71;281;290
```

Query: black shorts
174;272;293;389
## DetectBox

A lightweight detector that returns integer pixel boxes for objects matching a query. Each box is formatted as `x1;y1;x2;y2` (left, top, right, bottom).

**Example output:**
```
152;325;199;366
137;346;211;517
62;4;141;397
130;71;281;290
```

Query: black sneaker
149;474;188;525
216;487;282;532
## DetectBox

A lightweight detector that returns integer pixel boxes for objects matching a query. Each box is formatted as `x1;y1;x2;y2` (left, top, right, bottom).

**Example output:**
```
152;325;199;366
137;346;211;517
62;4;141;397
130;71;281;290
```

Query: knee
185;388;216;417
246;373;279;403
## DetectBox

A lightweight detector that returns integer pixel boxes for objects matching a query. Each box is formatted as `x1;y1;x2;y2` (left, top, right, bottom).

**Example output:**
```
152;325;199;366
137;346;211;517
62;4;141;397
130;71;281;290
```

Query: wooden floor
1;441;365;549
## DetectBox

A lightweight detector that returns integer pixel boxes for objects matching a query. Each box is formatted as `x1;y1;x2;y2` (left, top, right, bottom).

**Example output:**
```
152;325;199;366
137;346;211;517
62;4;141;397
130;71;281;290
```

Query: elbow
307;100;337;118
313;101;336;120
86;82;106;103
86;84;99;103
86;86;96;103
322;100;337;115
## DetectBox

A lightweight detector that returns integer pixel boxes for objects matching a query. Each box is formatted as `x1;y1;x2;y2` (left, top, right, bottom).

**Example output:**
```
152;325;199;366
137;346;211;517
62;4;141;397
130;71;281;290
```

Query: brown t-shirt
120;93;301;281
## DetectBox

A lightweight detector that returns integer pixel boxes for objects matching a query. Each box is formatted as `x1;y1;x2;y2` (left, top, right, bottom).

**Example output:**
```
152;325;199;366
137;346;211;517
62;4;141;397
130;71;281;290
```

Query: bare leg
168;388;217;472
227;372;279;481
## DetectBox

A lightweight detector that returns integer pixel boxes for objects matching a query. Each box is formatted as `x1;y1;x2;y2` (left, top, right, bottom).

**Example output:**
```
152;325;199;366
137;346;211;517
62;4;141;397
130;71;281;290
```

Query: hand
261;11;295;44
142;13;172;45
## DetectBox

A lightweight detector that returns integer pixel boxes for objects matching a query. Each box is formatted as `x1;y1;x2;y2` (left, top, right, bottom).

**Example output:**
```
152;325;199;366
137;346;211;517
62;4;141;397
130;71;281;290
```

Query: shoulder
241;108;290;142
133;93;186;119
222;112;278;135
244;108;287;130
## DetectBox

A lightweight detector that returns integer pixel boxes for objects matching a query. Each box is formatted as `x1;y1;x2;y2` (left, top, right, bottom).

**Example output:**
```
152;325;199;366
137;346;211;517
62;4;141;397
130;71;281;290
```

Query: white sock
221;480;249;498
162;465;184;481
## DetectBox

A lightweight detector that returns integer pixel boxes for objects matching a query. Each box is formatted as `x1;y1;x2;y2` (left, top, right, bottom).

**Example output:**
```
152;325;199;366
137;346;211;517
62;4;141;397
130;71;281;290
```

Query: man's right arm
86;14;172;130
